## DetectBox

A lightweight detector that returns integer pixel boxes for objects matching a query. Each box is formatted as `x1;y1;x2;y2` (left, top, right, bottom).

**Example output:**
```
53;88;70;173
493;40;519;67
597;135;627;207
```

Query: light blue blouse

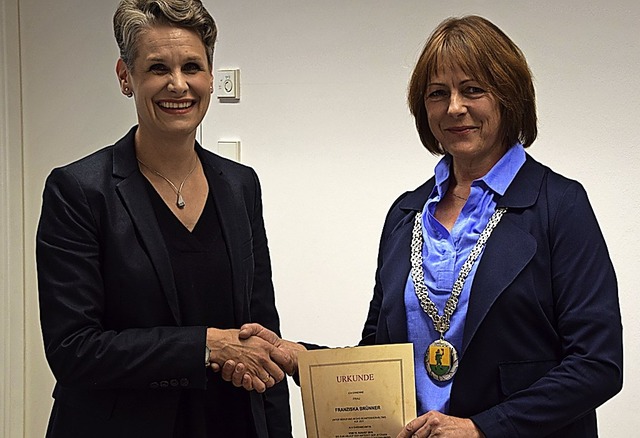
404;144;526;414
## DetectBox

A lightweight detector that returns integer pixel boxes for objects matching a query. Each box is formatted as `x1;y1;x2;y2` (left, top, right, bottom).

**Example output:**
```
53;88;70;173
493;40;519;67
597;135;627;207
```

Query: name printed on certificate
298;343;416;438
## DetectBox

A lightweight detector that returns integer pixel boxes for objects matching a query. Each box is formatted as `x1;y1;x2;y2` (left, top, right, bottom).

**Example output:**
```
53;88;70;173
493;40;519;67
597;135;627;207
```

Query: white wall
1;0;25;436
11;0;639;437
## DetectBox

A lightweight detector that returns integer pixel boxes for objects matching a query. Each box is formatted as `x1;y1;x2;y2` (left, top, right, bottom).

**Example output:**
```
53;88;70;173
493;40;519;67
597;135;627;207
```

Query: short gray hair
113;0;217;69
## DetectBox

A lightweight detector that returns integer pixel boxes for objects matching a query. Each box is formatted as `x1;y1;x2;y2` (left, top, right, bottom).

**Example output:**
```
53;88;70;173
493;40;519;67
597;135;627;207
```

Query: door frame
1;0;26;436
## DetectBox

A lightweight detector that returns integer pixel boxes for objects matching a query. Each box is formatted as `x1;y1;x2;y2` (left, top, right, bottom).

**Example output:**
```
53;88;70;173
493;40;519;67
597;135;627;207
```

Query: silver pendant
176;193;186;209
424;339;459;381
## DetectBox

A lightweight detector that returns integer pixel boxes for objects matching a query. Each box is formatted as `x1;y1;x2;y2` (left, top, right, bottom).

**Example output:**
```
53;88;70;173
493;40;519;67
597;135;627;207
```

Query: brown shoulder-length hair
408;15;537;155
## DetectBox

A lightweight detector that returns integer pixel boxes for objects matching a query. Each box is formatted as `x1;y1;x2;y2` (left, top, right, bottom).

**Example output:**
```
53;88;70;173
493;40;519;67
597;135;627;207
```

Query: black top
146;180;255;438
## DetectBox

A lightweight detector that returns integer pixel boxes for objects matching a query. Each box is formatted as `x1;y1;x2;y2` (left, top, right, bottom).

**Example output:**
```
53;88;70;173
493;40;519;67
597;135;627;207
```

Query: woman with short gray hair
36;1;293;436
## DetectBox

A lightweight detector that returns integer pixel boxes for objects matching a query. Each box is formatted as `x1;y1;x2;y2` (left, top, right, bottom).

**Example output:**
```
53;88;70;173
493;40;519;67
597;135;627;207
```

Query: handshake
206;323;307;393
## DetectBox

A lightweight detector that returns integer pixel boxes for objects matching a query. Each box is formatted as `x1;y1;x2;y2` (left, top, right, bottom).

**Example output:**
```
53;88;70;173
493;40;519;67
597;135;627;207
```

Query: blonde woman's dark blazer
37;127;291;438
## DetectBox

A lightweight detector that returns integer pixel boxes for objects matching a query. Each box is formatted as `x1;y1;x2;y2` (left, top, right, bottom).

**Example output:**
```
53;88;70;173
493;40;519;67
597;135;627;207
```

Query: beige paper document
298;343;416;438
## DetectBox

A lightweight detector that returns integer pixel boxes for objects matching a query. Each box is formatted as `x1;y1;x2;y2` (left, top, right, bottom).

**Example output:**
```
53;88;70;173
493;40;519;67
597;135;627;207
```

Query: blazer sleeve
36;166;208;390
471;180;623;437
360;212;393;345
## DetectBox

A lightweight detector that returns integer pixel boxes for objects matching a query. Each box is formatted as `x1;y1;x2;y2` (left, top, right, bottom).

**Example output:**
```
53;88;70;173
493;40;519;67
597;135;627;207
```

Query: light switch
217;141;241;161
216;69;240;99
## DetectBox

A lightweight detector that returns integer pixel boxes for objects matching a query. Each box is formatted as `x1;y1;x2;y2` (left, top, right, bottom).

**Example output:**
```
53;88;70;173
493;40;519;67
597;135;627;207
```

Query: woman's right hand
206;327;295;393
211;323;305;391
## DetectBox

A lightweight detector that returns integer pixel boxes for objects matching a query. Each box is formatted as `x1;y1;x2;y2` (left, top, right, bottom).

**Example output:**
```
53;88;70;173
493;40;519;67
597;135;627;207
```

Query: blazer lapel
382;180;436;343
461;218;536;355
461;156;545;355
199;151;247;325
112;128;182;325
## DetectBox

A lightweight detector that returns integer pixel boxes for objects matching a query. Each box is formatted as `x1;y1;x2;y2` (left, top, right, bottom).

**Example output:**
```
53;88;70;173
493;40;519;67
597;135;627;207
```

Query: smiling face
116;24;213;141
425;66;506;171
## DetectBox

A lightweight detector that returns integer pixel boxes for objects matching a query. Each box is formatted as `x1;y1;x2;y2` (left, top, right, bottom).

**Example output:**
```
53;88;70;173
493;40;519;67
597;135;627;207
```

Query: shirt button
149;382;159;389
180;378;189;387
160;380;169;388
170;379;179;387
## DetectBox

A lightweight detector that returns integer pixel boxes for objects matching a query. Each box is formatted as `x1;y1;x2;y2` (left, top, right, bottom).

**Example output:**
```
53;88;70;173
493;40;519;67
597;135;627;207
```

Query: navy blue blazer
36;127;291;438
360;155;622;437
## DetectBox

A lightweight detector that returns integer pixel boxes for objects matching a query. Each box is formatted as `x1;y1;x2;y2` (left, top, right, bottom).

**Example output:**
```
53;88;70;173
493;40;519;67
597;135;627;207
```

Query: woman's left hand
396;411;484;438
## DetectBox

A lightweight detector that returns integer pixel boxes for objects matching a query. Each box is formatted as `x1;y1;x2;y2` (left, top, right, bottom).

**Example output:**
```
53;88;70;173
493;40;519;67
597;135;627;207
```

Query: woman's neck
134;126;197;177
449;148;506;186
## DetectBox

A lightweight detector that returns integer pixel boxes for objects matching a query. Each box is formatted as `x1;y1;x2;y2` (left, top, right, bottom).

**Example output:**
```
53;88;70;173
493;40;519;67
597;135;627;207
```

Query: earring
123;87;133;98
210;85;214;94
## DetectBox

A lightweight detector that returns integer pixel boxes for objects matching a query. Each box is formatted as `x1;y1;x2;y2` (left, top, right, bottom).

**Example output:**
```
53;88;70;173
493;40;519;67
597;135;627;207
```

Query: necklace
137;153;198;209
409;206;506;381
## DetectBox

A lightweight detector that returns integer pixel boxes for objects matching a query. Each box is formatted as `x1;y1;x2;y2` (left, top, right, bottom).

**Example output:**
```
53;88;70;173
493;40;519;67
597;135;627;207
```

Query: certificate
298;343;416;438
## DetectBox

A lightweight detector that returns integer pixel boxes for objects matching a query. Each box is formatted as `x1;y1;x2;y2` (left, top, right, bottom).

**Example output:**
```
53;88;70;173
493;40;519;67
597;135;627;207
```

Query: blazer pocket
52;385;118;421
498;359;558;397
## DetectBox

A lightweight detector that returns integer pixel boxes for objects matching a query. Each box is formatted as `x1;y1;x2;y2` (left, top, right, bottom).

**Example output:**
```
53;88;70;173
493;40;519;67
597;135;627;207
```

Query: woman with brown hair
229;15;622;438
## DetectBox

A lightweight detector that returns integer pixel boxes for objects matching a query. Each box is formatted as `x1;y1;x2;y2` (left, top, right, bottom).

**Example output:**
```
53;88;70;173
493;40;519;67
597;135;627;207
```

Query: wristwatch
205;346;211;367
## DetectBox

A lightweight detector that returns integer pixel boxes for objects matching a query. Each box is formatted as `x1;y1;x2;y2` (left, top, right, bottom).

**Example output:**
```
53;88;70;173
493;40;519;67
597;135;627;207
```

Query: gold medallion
424;339;458;381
